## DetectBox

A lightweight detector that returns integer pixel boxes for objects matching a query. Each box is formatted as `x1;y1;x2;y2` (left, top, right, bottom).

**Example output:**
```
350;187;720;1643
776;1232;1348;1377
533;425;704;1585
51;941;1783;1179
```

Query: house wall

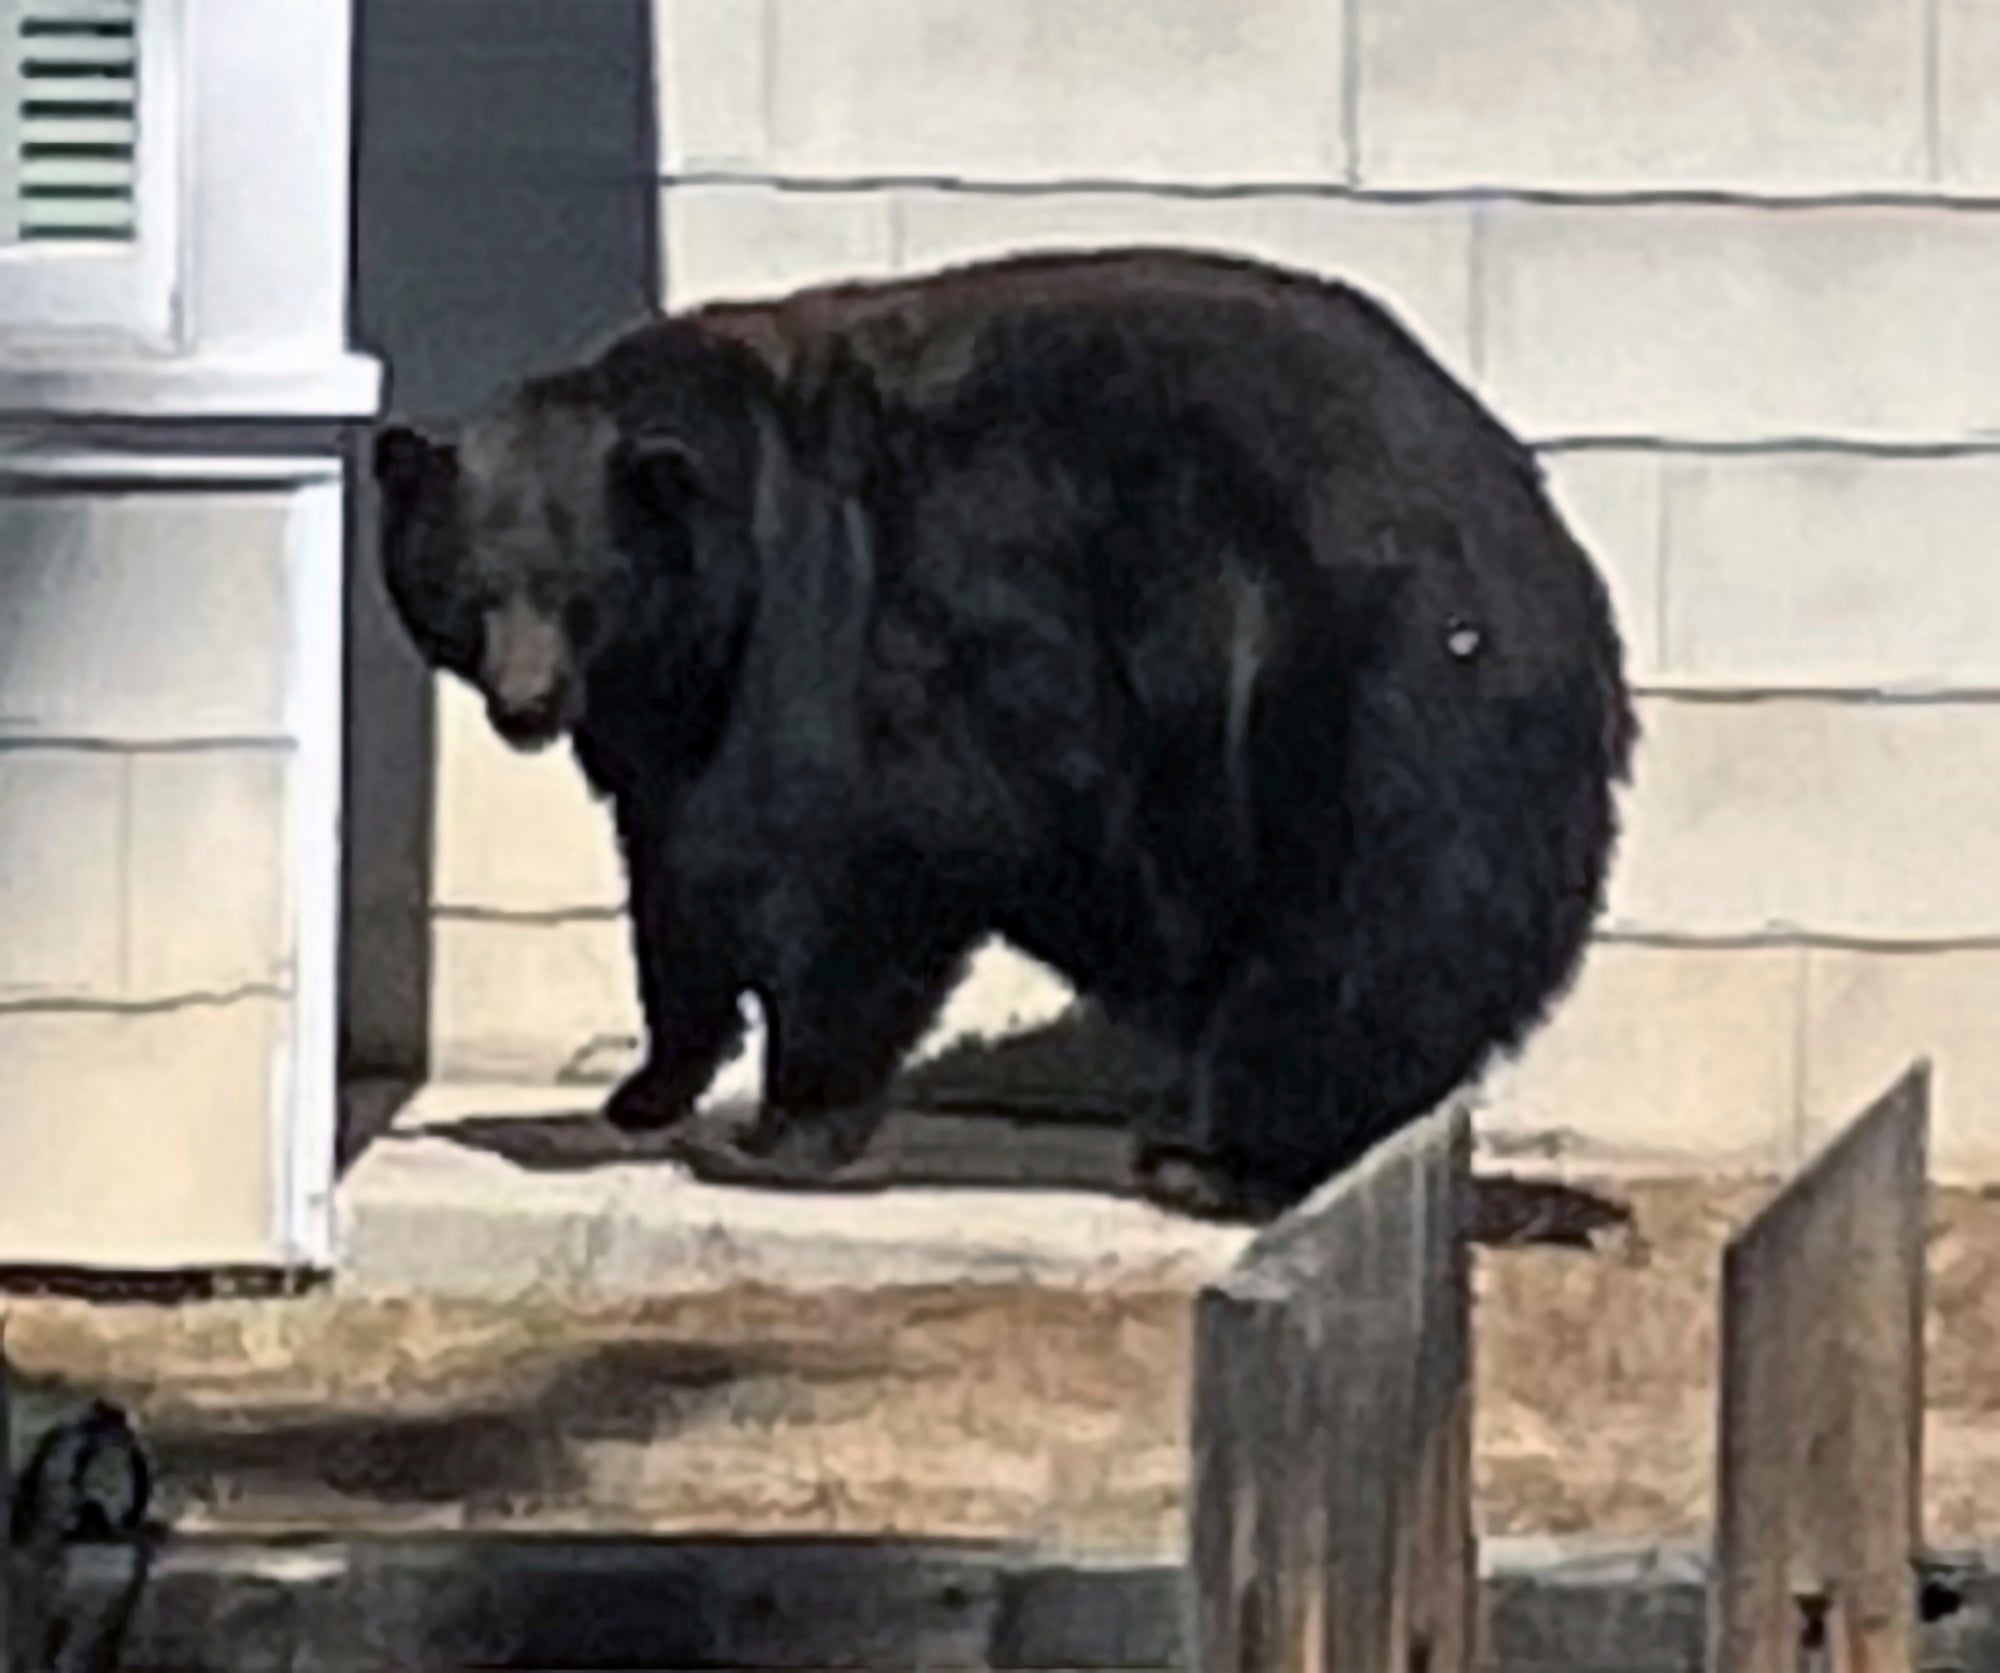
0;0;375;1267
427;0;2000;1175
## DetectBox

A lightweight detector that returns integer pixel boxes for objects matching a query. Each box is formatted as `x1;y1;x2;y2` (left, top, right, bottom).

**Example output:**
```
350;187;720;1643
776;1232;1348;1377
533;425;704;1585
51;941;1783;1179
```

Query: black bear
373;246;1637;1223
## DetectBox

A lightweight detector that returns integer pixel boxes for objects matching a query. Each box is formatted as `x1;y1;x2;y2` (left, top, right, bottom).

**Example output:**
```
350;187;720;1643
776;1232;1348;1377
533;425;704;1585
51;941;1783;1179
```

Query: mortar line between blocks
1465;202;1488;386
1654;458;1676;674
1925;0;1944;184
1338;0;1361;187
758;0;779;174
116;752;133;997
888;190;908;272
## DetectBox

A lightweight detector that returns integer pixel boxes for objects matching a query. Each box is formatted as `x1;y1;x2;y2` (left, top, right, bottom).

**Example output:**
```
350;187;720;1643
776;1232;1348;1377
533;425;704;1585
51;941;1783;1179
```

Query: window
0;0;178;348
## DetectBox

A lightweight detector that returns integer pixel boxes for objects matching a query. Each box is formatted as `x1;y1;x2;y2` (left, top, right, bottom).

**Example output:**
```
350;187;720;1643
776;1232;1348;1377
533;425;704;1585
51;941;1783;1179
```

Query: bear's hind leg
1129;957;1317;1225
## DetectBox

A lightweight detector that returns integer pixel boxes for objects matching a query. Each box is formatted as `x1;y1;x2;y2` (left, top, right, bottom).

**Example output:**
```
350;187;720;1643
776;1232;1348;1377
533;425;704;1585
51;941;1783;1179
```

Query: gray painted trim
0;353;381;422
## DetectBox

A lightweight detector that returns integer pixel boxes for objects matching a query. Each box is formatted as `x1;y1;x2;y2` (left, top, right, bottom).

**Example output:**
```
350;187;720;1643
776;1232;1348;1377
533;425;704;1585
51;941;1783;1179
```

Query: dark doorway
338;0;663;1164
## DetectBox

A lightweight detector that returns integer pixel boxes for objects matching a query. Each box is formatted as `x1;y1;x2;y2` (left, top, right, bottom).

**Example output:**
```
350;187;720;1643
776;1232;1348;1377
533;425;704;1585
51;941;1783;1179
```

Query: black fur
374;247;1637;1222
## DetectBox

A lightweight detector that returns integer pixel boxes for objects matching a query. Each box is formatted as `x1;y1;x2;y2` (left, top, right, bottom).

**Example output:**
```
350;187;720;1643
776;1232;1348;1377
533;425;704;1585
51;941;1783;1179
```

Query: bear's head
372;328;886;759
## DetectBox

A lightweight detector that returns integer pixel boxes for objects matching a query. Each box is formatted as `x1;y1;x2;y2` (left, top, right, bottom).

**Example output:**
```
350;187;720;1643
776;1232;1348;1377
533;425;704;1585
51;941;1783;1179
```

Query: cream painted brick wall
1471;942;1805;1169
1482;205;2000;443
1610;699;2000;939
757;0;1343;184
0;751;123;1003
0;748;302;1007
658;0;769;172
125;750;293;1000
662;184;898;308
1660;454;2000;689
1356;0;1928;192
433;917;641;1082
0;1000;282;1266
434;683;625;915
1479;942;2000;1178
1538;452;1664;682
0;494;295;743
1938;0;2000;189
1802;950;2000;1174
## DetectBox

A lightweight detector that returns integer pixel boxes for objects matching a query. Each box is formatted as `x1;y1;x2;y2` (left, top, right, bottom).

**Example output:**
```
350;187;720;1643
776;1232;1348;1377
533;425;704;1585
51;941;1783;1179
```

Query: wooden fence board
2;1330;12;1673
1191;1105;1475;1673
1711;1063;1931;1673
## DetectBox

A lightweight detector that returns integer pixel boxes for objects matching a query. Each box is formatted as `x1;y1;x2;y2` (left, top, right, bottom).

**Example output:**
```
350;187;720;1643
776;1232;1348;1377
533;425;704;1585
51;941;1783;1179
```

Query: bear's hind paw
663;1108;888;1194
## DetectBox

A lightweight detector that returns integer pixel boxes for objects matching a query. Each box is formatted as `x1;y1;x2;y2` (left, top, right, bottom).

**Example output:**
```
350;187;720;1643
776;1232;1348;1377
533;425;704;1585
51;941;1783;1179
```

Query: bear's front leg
666;916;975;1191
602;835;748;1135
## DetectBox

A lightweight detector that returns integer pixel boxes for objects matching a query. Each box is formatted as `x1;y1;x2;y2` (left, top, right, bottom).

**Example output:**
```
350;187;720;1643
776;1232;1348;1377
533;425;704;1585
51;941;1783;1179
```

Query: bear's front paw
602;1065;697;1134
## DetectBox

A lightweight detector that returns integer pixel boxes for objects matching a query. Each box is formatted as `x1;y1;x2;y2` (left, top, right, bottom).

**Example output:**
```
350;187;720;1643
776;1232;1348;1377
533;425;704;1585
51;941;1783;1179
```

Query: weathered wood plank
2;1329;12;1673
1191;1104;1476;1673
1712;1063;1931;1673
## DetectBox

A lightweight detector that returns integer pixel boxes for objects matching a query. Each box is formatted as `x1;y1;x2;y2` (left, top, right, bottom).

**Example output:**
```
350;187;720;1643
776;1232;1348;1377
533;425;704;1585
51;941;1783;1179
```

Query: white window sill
0;350;381;422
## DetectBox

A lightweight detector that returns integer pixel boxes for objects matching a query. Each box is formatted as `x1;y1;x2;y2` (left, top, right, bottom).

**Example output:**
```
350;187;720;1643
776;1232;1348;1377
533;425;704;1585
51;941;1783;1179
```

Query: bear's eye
565;597;599;646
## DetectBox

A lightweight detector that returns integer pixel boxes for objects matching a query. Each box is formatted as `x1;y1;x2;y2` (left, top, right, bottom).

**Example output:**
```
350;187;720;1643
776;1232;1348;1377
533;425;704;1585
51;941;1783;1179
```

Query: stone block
431;914;641;1082
0;750;123;1003
1801;948;2000;1176
1609;698;2000;940
662;182;898;307
0;492;293;743
1482;205;2000;443
125;749;293;999
764;0;1343;183
433;681;625;915
0;999;283;1265
1661;453;2000;687
1357;0;1928;190
1473;941;1804;1168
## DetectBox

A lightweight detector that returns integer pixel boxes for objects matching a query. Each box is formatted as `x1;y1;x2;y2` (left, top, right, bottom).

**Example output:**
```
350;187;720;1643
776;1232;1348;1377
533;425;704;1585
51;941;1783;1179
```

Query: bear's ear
373;423;452;498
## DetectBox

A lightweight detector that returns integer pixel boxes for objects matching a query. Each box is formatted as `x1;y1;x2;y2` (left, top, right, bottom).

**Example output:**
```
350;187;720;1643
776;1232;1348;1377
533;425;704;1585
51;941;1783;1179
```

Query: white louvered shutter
0;0;139;246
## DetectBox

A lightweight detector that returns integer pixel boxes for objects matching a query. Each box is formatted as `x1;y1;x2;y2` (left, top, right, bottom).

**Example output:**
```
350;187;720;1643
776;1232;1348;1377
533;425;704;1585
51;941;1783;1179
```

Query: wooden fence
1190;1063;1933;1673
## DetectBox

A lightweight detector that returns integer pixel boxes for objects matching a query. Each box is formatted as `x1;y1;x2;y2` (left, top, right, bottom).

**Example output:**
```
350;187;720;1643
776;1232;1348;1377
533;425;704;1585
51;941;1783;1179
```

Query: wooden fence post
1191;1104;1475;1673
1;1325;11;1673
1711;1062;1931;1673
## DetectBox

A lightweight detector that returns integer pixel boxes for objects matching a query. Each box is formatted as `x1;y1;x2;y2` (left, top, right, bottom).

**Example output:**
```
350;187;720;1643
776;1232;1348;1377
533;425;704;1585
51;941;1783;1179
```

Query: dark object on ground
374;245;1636;1224
8;1386;163;1673
1466;1175;1634;1251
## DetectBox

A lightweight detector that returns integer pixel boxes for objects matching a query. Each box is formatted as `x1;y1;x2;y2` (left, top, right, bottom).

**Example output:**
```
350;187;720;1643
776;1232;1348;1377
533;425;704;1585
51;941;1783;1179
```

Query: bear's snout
488;693;569;750
482;599;576;749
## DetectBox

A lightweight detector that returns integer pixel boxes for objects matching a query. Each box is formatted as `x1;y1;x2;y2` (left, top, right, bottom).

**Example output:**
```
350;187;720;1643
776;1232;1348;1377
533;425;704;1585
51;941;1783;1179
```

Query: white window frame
0;0;181;352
